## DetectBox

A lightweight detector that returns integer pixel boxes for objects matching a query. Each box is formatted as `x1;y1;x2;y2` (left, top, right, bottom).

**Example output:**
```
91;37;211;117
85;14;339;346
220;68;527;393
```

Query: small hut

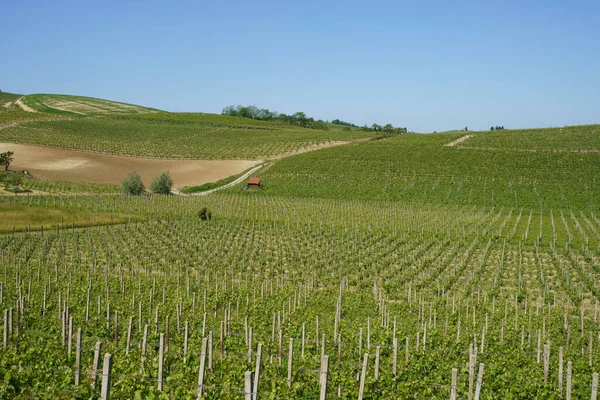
246;177;261;190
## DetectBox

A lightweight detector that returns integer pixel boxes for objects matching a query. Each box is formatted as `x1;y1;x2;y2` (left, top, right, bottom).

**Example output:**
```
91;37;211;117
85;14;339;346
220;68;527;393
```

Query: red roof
247;177;261;185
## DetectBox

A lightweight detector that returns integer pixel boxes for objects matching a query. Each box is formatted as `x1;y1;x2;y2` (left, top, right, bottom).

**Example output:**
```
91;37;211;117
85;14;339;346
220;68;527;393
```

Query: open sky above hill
2;0;600;132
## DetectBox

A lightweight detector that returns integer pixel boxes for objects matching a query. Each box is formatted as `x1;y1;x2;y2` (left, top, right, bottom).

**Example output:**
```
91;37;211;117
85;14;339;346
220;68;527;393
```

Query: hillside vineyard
1;96;600;398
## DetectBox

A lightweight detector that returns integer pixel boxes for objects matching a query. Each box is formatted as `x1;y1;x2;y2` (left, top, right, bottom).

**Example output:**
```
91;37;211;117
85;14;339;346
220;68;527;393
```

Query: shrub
5;174;23;188
198;207;212;221
150;171;173;195
122;170;145;195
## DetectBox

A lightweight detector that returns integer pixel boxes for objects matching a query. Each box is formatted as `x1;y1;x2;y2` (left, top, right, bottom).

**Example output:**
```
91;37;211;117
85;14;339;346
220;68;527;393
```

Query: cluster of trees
122;170;173;195
222;105;328;129
223;105;407;133
367;124;407;133
490;126;506;131
331;119;358;128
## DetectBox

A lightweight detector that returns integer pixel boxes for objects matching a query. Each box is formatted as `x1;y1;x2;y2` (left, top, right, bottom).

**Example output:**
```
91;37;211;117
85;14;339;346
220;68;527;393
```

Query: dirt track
0;143;260;188
444;135;473;147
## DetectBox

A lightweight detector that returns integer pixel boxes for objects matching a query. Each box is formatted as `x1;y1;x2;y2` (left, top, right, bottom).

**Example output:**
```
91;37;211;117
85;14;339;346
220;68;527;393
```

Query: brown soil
0;143;261;188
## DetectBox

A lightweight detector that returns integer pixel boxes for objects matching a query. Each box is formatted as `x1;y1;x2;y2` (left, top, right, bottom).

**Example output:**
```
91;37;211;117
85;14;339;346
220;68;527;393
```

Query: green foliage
121;170;145;195
197;207;211;220
150;171;173;194
4;173;23;188
0;151;14;171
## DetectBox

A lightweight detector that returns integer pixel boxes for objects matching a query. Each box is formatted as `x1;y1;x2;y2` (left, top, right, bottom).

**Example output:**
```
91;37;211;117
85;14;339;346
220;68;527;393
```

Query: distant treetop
222;104;407;133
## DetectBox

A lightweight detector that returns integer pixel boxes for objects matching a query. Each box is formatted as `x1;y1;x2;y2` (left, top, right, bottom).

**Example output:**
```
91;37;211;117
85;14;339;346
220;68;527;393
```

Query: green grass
0;202;137;233
1;114;373;159
461;125;600;151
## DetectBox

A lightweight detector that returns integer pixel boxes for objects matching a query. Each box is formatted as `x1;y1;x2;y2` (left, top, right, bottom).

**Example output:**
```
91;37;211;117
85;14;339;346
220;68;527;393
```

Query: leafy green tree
150;171;173;195
0;151;14;171
121;170;145;195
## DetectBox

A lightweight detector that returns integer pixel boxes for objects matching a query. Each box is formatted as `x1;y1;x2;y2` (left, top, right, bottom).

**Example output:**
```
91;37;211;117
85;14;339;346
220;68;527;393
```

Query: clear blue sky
2;0;599;132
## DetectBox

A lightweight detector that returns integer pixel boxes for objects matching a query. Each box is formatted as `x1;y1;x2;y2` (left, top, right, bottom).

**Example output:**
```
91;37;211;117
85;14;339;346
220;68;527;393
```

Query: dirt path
189;164;268;196
14;96;37;113
444;135;473;147
265;138;369;160
0;142;261;189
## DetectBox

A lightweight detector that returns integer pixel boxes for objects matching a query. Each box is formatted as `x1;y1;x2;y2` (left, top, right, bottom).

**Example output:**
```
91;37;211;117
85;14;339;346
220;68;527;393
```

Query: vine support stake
287;338;293;388
244;371;253;400
450;368;458;400
566;361;572;400
474;363;484;400
91;341;102;388
253;343;262;399
197;337;207;399
158;333;164;391
100;353;112;400
74;328;82;385
319;354;329;400
358;353;368;400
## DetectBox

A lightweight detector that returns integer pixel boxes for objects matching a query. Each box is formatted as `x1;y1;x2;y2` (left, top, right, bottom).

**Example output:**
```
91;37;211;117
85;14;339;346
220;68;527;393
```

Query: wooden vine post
197;337;208;399
319;354;329;400
100;353;113;400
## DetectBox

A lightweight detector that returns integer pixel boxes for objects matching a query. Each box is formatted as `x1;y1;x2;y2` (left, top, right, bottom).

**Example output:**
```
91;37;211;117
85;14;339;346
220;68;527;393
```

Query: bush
122;170;145;195
5;174;23;188
198;207;212;221
150;171;173;194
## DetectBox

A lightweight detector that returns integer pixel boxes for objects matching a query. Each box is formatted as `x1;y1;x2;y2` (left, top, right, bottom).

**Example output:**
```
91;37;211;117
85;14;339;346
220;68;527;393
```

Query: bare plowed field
0;143;260;188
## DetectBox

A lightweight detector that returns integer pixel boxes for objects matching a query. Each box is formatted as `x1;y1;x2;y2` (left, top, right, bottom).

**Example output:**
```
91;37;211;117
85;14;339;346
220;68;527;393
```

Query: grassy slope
241;129;599;211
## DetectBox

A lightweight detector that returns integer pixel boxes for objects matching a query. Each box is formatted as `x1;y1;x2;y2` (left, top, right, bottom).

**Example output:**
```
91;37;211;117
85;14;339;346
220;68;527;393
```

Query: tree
121;170;145;195
150;171;173;195
0;151;14;171
491;126;495;131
